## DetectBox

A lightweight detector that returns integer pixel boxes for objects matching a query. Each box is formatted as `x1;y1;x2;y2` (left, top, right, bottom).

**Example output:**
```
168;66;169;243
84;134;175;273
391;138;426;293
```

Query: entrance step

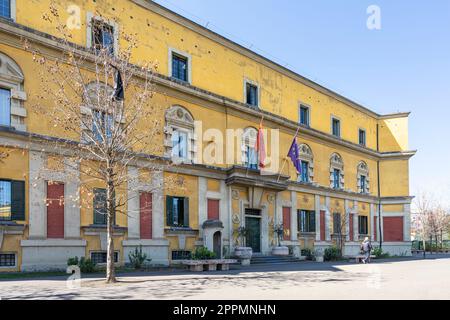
250;255;304;265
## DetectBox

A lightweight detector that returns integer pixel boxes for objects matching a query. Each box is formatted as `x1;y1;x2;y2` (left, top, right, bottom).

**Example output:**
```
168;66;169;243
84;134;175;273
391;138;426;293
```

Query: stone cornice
0;127;411;203
0;19;416;160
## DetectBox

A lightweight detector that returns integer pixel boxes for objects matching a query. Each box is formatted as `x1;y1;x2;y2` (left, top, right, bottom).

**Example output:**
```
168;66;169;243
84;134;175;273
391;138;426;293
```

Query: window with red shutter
140;192;152;239
46;182;64;239
282;207;291;240
383;217;404;242
207;199;220;220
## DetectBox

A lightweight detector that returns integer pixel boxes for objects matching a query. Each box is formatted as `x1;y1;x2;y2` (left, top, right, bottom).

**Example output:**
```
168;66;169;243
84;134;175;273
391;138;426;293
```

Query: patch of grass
0;271;67;280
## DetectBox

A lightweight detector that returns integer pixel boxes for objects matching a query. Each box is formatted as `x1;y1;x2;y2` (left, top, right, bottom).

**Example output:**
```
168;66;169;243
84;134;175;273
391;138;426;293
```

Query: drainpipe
376;124;383;249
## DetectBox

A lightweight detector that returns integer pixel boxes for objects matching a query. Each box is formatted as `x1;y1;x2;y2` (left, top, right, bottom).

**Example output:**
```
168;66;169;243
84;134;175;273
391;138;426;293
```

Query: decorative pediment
0;52;24;82
165;105;194;128
330;152;343;169
357;161;369;175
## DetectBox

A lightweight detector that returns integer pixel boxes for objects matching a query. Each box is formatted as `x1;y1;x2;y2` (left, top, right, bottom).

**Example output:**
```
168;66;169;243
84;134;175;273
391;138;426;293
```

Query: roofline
135;0;410;120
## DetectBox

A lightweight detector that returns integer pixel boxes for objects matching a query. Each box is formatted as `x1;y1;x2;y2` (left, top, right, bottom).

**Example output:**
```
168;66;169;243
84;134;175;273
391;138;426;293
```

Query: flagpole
277;126;301;182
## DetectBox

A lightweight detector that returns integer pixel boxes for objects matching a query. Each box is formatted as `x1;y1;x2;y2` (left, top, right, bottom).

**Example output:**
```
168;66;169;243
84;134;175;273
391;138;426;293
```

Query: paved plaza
1;256;449;300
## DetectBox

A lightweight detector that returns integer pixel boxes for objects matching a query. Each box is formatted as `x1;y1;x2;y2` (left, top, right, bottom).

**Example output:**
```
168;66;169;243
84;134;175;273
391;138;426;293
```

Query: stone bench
347;255;376;263
180;259;238;272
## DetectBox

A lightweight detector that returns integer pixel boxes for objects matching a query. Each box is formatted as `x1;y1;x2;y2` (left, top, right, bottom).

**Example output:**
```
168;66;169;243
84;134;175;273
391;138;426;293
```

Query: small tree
24;5;182;283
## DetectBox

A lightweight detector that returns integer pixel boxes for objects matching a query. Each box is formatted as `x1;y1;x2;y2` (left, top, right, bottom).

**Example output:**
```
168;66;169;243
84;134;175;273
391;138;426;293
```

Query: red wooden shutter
349;214;354;241
320;210;326;241
140;192;152;239
383;216;404;242
282;207;291;240
47;182;64;239
207;199;220;220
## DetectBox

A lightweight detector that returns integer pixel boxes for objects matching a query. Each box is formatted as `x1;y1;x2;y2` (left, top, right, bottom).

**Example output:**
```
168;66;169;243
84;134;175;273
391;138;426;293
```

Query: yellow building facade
0;0;414;271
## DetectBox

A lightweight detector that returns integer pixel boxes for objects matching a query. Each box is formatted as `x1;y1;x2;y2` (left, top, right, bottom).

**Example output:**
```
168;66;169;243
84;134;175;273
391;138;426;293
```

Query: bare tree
23;5;182;283
326;206;350;255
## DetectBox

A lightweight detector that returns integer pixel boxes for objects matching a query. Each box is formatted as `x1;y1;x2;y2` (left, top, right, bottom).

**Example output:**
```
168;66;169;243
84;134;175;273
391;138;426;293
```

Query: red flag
255;119;266;168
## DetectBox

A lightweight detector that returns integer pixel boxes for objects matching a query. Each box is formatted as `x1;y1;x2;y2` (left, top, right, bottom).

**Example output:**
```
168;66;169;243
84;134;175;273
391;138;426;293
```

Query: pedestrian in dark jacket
361;237;373;264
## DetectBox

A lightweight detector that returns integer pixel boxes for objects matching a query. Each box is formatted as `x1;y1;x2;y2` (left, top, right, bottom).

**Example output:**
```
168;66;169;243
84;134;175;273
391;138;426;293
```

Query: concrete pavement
1;256;449;300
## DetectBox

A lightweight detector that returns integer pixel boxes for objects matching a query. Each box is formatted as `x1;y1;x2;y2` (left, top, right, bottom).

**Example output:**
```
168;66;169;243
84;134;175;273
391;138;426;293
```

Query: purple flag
287;137;302;174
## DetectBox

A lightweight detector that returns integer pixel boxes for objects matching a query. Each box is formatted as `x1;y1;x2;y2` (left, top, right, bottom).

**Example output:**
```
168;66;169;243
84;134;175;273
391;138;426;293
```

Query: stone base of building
378;242;412;256
20;239;87;272
122;239;170;266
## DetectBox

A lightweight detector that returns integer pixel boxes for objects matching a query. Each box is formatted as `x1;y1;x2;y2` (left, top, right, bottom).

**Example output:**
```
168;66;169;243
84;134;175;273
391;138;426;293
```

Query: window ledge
82;224;127;235
165;227;199;236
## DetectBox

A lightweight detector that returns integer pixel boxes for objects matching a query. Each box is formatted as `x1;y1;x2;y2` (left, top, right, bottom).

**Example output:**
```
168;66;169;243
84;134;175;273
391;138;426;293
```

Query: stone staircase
250;255;304;265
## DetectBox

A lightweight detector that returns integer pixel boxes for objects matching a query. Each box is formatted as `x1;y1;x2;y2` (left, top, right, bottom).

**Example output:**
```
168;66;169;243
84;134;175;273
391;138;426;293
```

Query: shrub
372;247;390;258
67;256;96;273
78;257;96;273
128;245;151;269
67;256;79;266
301;248;314;260
192;246;216;260
324;246;342;261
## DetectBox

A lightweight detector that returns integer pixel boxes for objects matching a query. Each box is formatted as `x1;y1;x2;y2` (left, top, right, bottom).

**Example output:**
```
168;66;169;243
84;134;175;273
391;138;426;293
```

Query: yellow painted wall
383;204;404;213
297;192;315;211
379;160;409;197
13;0;406;151
379;117;409;152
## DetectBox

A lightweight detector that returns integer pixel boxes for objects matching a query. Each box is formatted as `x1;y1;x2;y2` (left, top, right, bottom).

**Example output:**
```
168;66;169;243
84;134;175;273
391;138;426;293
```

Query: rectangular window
299;105;310;126
0;0;11;19
358;215;368;235
46;182;65;239
332;117;341;137
90;251;119;264
171;53;188;82
298;210;315;233
299;161;309;182
245;146;258;169
166;196;189;227
92;110;113;143
333;169;341;189
333;213;341;234
171;130;188;159
0;88;10;126
0;179;25;221
140;192;152;239
359;129;366;146
171;250;191;260
207;199;220;220
360;175;367;193
92;20;114;55
245;82;258;107
0;253;15;267
93;188;115;225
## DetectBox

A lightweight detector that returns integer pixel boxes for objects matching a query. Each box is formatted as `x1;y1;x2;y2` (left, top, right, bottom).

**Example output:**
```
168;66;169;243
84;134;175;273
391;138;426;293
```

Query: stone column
345;199;350;242
403;203;411;242
290;191;298;241
64;158;81;239
370;202;375;242
198;177;208;238
152;171;164;239
219;180;229;244
325;196;331;241
127;166;140;239
29;151;46;239
315;195;321;241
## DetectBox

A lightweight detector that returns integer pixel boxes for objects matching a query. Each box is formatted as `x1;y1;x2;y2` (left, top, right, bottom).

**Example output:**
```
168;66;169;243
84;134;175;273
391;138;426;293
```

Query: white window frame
331;115;341;138
86;12;119;57
168;48;192;84
244;78;260;108
0;0;15;21
298;102;311;127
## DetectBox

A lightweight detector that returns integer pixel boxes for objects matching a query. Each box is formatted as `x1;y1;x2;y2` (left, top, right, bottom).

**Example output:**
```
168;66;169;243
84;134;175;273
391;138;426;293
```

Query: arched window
80;82;120;143
329;153;344;189
241;127;258;169
164;105;195;163
0;52;26;131
357;161;370;194
297;144;314;183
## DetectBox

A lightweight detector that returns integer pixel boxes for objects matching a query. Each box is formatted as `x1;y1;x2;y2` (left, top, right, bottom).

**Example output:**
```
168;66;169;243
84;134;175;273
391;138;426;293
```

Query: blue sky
154;0;450;207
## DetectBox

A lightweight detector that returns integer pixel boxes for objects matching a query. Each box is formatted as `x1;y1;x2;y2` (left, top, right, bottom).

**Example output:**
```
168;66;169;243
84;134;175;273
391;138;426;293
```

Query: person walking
361;237;373;264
